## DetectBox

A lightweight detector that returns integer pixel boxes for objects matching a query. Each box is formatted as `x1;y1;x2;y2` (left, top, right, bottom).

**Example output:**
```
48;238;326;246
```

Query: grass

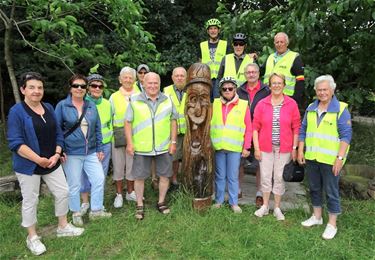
0;182;375;259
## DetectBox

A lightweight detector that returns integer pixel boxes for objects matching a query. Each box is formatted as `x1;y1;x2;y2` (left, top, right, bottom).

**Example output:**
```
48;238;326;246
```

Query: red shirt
246;80;261;102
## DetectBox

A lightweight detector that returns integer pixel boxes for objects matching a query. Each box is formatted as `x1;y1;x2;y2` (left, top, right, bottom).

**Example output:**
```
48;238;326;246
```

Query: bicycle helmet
219;76;238;89
205;18;221;29
232;33;247;43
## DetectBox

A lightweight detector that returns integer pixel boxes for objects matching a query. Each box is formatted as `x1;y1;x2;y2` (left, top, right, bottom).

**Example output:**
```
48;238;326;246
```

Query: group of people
7;18;352;256
200;18;352;240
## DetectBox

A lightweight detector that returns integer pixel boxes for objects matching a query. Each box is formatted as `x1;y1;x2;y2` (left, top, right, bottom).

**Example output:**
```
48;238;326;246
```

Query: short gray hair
314;75;336;91
244;63;260;74
119;66;136;80
274;32;289;45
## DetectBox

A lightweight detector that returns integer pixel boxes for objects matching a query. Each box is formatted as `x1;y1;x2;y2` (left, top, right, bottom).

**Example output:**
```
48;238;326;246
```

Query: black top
22;102;60;175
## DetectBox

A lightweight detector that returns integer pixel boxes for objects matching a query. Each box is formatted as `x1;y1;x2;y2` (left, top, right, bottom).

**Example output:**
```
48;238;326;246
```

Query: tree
0;0;160;104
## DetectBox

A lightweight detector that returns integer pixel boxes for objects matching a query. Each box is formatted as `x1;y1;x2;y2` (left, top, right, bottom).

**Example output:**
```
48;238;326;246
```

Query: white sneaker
113;193;123;208
254;205;269;217
26;235;46;256
231;205;242;214
72;213;83;226
273;207;285;221
301;215;323;227
57;223;85;237
125;191;137;202
322;224;337;240
89;209;112;219
80;202;90;215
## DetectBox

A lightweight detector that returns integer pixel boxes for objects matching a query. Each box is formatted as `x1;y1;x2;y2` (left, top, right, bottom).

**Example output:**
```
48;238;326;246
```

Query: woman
253;73;300;220
110;67;138;208
80;74;113;215
7;72;83;256
210;76;252;213
298;75;352;240
55;74;111;226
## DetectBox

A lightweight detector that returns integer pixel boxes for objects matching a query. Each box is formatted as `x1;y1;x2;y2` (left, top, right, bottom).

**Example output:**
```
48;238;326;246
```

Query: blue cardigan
55;94;103;155
7;102;64;175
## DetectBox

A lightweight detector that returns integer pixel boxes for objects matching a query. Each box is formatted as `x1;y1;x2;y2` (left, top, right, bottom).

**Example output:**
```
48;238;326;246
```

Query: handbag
283;160;304;182
113;126;126;148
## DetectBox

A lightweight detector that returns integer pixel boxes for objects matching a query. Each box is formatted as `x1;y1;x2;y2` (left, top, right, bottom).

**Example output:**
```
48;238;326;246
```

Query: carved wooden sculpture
182;63;213;209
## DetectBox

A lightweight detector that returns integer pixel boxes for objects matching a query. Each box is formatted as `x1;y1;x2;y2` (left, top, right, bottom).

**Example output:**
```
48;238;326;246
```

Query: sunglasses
71;84;87;89
222;87;234;92
138;71;147;75
233;42;245;46
89;83;104;89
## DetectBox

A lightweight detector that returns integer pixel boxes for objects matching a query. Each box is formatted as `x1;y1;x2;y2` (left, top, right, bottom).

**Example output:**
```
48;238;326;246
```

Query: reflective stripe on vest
131;94;172;153
96;98;113;144
163;85;186;134
200;40;227;79
263;51;298;96
210;99;247;152
305;102;350;165
223;54;253;87
110;91;129;127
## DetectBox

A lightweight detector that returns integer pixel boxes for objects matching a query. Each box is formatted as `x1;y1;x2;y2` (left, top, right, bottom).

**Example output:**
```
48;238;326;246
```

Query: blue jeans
81;142;111;193
63;153;105;212
214;150;241;205
306;160;341;214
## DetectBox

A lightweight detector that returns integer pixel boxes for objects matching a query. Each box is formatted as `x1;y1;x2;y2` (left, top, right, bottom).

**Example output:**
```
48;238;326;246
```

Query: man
263;32;305;107
237;63;270;208
163;67;187;192
133;64;150;92
125;72;178;220
199;18;229;100
217;33;255;95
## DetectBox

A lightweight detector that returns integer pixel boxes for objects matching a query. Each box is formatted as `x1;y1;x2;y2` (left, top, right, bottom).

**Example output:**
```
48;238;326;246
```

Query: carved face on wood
186;83;211;154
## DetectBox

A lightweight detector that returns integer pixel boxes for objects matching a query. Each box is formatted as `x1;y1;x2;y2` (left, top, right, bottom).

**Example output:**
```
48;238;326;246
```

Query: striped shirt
272;103;283;145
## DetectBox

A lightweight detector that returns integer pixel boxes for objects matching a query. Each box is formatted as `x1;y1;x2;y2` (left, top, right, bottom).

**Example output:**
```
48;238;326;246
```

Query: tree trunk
2;1;20;103
0;64;6;139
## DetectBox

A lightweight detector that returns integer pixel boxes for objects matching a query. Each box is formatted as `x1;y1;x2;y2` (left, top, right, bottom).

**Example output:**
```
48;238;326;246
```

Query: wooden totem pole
182;63;213;210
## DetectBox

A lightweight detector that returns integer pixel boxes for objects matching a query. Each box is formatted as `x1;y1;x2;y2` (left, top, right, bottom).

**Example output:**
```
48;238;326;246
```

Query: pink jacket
252;95;300;153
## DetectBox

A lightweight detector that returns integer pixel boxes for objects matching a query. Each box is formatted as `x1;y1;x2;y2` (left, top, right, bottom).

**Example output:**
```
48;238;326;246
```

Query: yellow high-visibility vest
223;54;253;87
200;40;227;79
210;98;248;152
305;102;350;165
96;98;113;144
110;91;129;128
163;85;186;134
264;51;298;96
130;94;173;153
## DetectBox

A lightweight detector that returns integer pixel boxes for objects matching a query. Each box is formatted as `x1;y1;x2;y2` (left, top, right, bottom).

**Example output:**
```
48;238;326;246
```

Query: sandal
135;206;144;220
156;202;170;214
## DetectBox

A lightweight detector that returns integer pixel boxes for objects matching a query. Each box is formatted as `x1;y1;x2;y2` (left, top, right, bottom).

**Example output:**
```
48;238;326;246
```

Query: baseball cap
137;64;150;73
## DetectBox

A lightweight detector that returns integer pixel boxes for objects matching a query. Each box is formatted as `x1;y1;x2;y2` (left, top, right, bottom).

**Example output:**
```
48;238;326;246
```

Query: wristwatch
337;156;344;161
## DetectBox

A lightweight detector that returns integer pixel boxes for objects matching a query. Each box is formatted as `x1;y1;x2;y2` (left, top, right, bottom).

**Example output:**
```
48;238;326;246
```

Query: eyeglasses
89;83;104;89
271;82;283;86
246;71;258;75
222;87;234;92
233;42;245;46
71;84;87;89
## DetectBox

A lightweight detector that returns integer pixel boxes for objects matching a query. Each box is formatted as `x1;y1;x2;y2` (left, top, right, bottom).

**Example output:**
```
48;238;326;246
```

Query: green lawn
0;184;374;259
